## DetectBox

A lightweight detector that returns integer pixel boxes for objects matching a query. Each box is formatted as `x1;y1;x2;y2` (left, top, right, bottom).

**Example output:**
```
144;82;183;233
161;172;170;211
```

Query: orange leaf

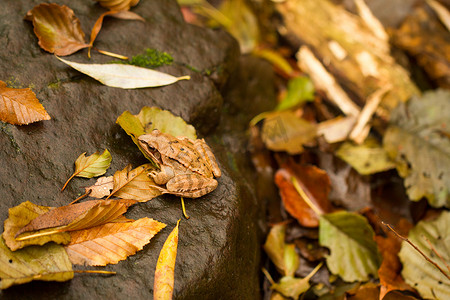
154;220;180;300
275;162;332;227
85;176;114;198
0;81;50;125
25;3;89;56
95;0;140;11
15;199;137;240
65;217;165;266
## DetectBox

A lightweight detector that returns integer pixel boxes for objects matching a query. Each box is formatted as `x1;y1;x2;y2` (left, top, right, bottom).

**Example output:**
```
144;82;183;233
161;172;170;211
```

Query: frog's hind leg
166;174;218;198
192;139;221;178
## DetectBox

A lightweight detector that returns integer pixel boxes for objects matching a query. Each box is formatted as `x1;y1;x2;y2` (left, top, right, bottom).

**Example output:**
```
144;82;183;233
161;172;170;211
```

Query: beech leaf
56;57;190;89
25;3;88;56
383;90;450;208
108;164;162;202
85;176;114;198
319;211;382;282
62;149;112;191
15;199;137;241
0;237;73;289
336;138;396;175
399;211;450;299
66;217;165;266
3;201;70;251
261;110;317;154
0;80;51;125
116;107;197;161
154;220;180;300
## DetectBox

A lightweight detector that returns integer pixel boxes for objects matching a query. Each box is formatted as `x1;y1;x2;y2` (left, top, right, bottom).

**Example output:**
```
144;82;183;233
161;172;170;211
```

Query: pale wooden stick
427;0;450;31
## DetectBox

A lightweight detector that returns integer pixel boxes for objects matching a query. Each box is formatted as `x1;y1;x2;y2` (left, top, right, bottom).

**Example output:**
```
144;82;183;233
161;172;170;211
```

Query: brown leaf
154;220;180;300
275;161;332;227
95;0;140;11
15;199;137;239
25;3;89;56
85;176;114;198
0;81;51;125
65;217;165;266
3;201;70;251
108;164;162;202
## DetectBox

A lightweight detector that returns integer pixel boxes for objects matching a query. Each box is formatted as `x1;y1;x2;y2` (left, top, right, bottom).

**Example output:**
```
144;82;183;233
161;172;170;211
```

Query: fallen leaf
375;219;415;299
154;220;180;300
3;201;70;251
271;263;323;299
15;199;137;240
275;162;332;228
399;211;450;299
347;282;380;300
383;89;450;208
276;76;315;111
66;217;165;266
62;149;112;191
116;106;197;161
25;3;89;56
0;80;51;125
107;164;162;202
56;57;190;89
263;224;300;277
252;48;297;79
336;138;396;175
85;176;114;198
319;211;382;282
95;0;140;11
0;237;73;289
261;110;317;154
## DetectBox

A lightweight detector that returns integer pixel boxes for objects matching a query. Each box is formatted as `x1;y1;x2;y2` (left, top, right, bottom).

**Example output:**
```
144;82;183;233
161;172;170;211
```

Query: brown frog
138;129;221;198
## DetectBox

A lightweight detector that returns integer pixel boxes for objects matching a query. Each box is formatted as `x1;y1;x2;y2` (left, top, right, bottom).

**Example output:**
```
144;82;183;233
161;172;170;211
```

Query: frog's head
138;129;165;166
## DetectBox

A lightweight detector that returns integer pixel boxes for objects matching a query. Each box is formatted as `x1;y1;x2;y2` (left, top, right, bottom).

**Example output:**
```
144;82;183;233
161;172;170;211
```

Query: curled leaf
154;220;180;299
62;149;112;191
3;201;70;251
0;80;50;125
0;237;73;289
95;0;140;11
66;217;165;266
56;57;190;89
25;3;88;56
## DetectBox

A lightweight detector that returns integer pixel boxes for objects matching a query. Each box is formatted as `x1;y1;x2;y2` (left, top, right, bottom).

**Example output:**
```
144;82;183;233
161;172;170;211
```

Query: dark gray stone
0;0;274;299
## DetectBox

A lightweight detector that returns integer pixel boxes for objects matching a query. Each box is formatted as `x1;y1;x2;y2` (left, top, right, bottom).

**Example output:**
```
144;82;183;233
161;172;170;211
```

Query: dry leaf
86;176;114;198
62;149;112;191
15;199;137;240
0;237;73;289
275;161;332;227
96;0;140;11
56;57;190;89
108;164;162;202
154;220;180;300
0;80;50;125
25;3;89;56
66;217;165;266
3;201;70;251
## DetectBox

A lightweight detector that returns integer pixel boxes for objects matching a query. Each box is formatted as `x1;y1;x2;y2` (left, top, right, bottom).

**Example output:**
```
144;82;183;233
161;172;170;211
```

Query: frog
137;129;221;198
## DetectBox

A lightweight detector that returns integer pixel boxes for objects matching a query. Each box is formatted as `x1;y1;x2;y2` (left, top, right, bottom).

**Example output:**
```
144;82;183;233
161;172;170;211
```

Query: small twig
424;236;450;274
382;222;450;280
261;267;275;286
180;197;190;219
74;270;116;275
69;189;91;205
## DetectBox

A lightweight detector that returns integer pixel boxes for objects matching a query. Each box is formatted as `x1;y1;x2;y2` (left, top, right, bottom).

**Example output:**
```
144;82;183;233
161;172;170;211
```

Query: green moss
48;79;61;89
0;123;21;154
113;48;174;69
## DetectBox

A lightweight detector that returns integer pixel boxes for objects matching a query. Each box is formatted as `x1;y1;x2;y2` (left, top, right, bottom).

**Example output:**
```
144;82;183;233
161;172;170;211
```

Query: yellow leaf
154;220;180;300
0;80;50;125
66;217;165;266
95;0;140;11
85;176;114;198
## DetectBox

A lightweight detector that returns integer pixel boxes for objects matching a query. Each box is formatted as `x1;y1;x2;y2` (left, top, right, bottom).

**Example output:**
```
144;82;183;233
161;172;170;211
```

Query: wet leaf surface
86;176;114;198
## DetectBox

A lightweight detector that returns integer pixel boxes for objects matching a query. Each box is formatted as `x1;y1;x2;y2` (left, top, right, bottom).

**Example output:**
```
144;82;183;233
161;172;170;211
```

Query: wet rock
0;0;273;299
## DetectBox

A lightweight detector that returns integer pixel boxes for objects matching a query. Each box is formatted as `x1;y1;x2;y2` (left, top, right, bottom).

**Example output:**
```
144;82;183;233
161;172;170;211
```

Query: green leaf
0;236;73;289
336;138;396;175
116;107;197;162
276;76;315;111
62;149;112;191
319;211;381;282
383;90;450;208
56;57;190;89
399;211;450;299
261;110;317;154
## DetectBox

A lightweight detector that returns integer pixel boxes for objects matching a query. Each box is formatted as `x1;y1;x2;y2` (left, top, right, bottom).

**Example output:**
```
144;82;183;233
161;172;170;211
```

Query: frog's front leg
166;174;218;198
149;165;175;185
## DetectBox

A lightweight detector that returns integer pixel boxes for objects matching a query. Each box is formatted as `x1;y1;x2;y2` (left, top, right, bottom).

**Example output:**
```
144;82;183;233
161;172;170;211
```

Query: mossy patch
113;48;173;69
